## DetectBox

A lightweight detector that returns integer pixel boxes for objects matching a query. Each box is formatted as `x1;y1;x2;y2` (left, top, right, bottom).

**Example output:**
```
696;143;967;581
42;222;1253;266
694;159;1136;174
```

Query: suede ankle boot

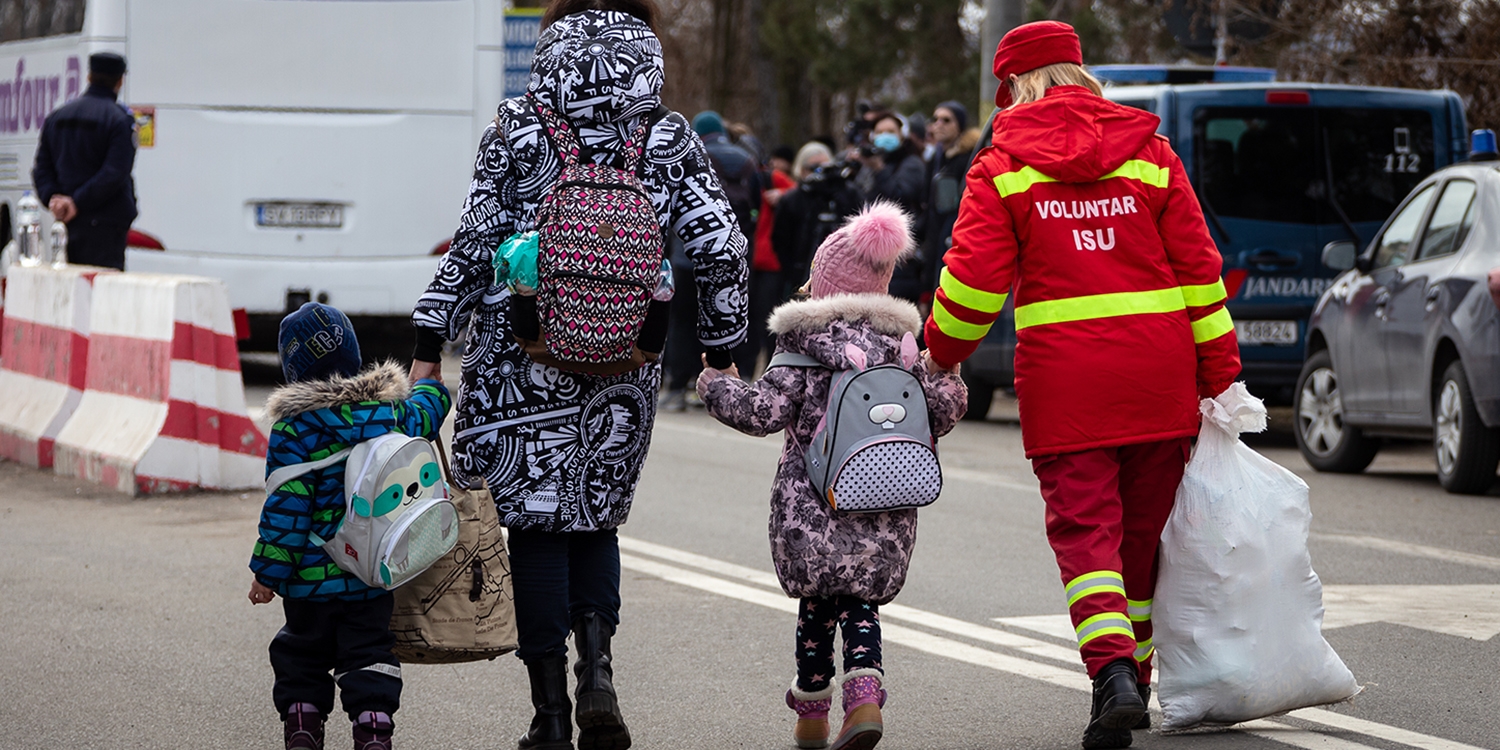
786;680;835;749
283;703;324;750
830;670;885;750
1083;659;1145;749
352;711;393;750
572;612;630;750
519;655;574;750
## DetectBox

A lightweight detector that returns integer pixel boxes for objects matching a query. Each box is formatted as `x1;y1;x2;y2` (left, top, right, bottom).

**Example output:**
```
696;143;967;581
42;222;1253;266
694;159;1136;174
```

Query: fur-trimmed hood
768;294;923;372
266;361;411;422
768;293;922;338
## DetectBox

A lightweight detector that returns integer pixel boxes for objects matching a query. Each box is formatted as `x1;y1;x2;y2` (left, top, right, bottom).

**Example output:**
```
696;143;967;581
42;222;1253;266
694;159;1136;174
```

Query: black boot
1133;684;1151;730
572;612;631;750
519;655;573;750
1082;659;1145;749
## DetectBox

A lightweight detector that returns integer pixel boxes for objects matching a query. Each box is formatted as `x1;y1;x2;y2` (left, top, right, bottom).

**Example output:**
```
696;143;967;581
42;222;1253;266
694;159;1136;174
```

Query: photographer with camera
772;142;864;302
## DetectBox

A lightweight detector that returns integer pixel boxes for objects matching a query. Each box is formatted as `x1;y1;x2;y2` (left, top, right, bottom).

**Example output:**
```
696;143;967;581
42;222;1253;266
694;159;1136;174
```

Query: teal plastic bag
493;231;539;294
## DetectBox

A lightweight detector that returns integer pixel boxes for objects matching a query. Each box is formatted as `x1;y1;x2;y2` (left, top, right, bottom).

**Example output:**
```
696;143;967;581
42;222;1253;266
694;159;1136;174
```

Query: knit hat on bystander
804;201;914;299
991;20;1082;109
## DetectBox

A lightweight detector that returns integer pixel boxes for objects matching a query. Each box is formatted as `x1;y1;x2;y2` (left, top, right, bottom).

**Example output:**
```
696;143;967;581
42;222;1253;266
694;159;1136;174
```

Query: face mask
872;133;901;154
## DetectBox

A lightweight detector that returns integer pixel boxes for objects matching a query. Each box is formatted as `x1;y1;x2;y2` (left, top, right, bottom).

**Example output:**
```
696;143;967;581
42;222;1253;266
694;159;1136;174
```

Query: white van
0;0;512;353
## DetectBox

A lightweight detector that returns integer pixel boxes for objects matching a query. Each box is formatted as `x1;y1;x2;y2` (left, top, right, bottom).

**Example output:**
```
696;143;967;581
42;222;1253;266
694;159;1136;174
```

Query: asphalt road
2;375;1498;750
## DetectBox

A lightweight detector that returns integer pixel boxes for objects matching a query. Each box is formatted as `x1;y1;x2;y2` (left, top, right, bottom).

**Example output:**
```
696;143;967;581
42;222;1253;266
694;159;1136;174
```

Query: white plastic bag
1155;383;1359;731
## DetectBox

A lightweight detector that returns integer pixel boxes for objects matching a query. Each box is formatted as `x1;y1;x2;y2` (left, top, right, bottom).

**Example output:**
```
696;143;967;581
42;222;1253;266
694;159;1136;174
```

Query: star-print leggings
795;596;882;693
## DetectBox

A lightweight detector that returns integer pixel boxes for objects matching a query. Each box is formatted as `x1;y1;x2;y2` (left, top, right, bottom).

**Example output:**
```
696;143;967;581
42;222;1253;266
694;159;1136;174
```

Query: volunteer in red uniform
922;21;1240;750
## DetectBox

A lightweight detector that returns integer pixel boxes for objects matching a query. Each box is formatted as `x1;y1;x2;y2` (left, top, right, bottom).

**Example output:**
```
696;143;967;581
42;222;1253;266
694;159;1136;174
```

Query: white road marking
1289;708;1487;750
991;613;1078;642
1321;585;1500;640
1310;532;1500;572
1238;720;1391;750
619;538;1486;750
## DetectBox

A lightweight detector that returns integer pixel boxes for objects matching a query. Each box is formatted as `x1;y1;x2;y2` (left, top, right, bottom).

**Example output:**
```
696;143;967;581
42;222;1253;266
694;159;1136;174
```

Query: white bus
0;0;515;354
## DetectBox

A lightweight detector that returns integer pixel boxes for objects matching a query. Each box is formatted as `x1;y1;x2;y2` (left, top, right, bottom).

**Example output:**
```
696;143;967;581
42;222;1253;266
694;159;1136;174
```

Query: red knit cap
991;20;1083;109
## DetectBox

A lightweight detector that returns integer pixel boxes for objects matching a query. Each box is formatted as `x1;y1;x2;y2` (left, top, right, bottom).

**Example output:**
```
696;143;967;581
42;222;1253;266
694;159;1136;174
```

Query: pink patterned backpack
527;100;665;372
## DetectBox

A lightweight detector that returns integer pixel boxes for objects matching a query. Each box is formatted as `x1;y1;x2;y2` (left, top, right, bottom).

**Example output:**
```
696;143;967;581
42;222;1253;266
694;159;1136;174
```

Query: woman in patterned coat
408;2;749;748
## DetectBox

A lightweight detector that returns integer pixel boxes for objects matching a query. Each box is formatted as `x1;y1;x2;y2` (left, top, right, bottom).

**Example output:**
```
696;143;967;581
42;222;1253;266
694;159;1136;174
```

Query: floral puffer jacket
699;293;968;603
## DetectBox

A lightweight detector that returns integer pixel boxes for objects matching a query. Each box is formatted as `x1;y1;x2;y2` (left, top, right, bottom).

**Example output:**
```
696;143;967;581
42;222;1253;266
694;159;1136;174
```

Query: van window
1194;107;1434;226
1417;179;1477;260
1114;99;1154;114
1373;184;1435;269
0;0;86;42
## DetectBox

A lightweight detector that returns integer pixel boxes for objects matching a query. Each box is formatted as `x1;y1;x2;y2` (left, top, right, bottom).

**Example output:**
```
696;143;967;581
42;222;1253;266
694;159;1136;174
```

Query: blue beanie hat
692;111;725;136
278;302;362;382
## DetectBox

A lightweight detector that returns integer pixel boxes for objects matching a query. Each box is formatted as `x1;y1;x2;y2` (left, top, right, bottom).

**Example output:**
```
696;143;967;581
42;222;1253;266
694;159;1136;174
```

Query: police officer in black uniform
31;52;138;271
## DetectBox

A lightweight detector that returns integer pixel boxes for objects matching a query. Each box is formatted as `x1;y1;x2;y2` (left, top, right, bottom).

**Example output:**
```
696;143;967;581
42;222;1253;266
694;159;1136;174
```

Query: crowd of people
656;98;986;411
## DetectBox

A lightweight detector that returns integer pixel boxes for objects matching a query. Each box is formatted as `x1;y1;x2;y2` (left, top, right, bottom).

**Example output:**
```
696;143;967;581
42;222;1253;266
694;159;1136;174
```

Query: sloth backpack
264;433;459;590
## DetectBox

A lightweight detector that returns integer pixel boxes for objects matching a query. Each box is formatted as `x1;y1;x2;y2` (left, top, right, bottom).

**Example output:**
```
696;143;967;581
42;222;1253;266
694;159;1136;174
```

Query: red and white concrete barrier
52;274;269;494
0;265;115;467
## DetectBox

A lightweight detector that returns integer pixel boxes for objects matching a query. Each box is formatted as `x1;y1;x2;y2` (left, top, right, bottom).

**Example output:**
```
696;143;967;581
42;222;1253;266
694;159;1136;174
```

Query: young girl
698;202;967;750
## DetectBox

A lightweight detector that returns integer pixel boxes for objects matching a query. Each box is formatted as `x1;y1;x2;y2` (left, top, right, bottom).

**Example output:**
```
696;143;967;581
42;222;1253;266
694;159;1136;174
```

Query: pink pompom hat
804;201;915;298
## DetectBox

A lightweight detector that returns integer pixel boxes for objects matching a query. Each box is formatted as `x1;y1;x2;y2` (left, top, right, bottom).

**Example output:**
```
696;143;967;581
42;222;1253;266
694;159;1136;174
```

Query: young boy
248;303;451;750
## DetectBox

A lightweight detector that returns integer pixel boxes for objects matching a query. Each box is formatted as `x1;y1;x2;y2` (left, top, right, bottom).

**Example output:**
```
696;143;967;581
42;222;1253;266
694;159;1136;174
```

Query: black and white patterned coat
412;10;749;533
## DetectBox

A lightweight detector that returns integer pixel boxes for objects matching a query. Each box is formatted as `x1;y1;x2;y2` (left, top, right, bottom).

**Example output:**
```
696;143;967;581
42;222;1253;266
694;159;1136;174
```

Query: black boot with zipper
572;612;631;750
519;655;573;750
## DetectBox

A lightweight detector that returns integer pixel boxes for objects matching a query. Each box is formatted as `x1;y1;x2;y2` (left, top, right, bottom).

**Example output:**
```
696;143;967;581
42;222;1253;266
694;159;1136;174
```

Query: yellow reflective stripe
993;166;1058;198
1100;159;1170;189
932;297;992;341
1065;571;1126;607
1192;308;1235;343
1181;279;1227;307
1075;612;1135;646
1134;638;1155;661
939;268;1008;314
1127;599;1153;622
1014;287;1186;331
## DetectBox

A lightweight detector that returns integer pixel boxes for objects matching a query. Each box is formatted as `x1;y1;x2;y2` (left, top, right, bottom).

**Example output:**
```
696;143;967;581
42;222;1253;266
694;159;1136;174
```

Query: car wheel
1294;350;1379;473
960;363;994;421
1433;361;1500;494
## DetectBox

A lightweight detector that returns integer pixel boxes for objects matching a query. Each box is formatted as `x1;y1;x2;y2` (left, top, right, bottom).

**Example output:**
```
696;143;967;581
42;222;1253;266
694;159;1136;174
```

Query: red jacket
925;86;1240;458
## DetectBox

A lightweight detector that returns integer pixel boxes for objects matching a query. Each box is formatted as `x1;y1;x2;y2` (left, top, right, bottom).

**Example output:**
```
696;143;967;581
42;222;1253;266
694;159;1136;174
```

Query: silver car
1298;135;1500;493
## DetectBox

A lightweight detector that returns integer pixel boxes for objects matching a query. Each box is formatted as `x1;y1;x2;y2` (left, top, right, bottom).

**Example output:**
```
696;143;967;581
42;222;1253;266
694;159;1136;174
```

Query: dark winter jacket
921;128;982;295
32;84;138;229
699;294;967;603
861;149;929;302
250;363;452;601
411;10;749;533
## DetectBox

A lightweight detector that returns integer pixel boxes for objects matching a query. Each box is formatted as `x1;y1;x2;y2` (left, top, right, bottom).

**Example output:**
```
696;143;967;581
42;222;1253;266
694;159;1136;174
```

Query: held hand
48;195;77;223
922;350;960;374
249;580;276;605
409;359;442;384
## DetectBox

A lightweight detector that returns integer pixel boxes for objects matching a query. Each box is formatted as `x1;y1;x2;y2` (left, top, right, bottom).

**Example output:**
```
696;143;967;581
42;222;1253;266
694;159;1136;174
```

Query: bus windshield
1194;107;1435;225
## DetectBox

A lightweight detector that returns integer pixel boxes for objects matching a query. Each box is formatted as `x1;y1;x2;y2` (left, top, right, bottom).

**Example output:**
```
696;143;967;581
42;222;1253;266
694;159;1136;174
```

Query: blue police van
960;66;1470;413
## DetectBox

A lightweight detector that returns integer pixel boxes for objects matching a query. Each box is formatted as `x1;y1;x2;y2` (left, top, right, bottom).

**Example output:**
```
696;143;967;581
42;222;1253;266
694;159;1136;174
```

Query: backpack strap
264;447;354;496
531;96;583;166
621;104;670;174
766;352;826;370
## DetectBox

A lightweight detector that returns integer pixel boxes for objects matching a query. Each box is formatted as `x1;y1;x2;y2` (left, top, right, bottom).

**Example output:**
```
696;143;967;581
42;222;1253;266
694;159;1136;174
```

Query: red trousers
1031;438;1190;683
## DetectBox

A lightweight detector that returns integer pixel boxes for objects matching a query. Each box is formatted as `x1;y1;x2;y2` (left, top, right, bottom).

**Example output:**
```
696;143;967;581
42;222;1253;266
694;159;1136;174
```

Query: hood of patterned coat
991;84;1160;182
527;10;664;126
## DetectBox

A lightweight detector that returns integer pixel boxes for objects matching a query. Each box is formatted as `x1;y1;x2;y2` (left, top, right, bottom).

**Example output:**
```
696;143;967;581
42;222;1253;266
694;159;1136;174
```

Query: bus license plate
256;202;344;229
1235;320;1298;346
